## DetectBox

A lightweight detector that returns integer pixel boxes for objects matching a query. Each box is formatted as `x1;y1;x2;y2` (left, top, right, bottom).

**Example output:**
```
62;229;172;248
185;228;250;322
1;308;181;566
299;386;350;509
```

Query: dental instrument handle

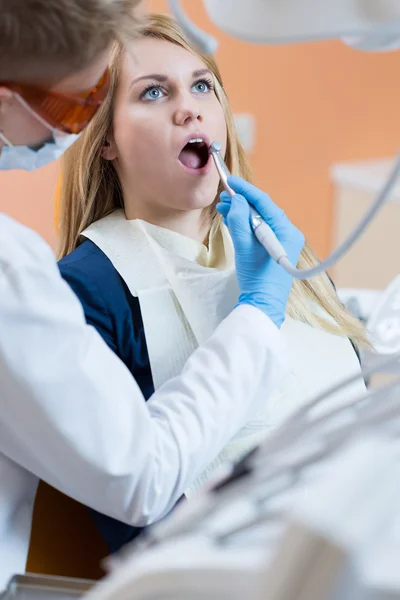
249;209;289;264
209;141;289;264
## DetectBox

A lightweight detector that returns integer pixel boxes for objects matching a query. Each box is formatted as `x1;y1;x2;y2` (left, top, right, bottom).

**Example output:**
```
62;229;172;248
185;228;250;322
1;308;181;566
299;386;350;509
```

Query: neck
124;202;211;245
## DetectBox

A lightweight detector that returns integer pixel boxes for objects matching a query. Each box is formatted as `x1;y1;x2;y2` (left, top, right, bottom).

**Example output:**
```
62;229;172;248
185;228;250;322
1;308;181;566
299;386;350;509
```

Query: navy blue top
58;239;154;553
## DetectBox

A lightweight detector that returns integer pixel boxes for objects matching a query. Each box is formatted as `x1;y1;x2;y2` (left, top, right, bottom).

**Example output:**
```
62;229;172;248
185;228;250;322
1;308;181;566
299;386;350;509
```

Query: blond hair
58;13;367;348
0;0;142;84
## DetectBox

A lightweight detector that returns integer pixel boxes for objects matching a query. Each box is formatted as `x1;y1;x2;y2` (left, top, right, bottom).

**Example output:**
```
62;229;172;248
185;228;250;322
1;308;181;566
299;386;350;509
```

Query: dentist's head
0;0;142;171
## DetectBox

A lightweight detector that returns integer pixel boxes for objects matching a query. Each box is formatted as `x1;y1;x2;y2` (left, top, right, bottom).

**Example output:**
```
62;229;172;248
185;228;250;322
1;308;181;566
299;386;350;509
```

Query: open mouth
178;138;210;170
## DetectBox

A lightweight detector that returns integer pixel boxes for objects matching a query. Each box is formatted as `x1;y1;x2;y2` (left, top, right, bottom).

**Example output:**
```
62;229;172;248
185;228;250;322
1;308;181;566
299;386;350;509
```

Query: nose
173;90;202;127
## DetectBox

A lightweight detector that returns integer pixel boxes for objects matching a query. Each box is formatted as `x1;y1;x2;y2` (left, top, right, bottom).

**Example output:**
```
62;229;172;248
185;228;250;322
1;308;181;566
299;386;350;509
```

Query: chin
178;193;215;212
176;180;219;211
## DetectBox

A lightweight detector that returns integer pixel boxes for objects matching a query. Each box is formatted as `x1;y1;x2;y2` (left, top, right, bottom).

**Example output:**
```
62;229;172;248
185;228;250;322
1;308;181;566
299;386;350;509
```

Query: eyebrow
130;68;212;88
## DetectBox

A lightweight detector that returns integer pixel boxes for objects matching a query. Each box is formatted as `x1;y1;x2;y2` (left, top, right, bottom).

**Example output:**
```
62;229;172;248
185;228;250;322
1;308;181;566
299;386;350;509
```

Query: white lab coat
0;214;286;591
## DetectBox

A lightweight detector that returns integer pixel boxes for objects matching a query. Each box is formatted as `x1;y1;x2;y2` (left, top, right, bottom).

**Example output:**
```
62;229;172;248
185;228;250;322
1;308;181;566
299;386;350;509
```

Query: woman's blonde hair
58;13;367;348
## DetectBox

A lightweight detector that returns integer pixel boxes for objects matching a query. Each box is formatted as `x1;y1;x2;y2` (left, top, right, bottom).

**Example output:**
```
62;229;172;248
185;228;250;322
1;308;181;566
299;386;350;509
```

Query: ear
101;131;118;161
0;87;13;109
0;87;13;99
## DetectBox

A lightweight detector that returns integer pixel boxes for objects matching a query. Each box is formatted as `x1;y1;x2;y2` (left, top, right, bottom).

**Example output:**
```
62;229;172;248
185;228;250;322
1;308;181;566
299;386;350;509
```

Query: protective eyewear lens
2;69;110;135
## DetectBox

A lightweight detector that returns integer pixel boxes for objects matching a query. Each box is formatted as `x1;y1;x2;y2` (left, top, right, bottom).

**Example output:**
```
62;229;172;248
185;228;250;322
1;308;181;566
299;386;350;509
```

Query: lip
177;132;212;176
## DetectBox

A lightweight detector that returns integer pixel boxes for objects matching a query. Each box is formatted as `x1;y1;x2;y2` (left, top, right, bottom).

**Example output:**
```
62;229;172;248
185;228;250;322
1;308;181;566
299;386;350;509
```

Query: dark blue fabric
58;239;154;553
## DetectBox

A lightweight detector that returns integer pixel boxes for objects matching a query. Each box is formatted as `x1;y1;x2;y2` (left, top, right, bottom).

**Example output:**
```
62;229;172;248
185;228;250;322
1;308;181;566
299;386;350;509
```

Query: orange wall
0;162;60;247
2;2;400;256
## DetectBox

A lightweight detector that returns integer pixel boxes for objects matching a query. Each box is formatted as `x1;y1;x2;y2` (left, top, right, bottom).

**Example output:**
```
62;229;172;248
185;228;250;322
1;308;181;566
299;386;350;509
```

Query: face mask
0;93;81;171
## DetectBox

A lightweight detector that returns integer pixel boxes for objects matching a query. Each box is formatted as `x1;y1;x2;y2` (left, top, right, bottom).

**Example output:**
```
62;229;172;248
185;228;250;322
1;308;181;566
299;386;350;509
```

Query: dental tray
0;574;94;600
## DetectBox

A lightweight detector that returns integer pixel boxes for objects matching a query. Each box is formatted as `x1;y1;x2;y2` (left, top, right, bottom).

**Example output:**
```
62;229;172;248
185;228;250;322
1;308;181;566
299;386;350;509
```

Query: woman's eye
142;86;165;100
192;80;212;93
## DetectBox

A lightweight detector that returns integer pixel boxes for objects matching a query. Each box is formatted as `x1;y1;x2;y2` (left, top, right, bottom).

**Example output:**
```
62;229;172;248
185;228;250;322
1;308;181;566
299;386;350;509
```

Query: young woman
57;13;367;553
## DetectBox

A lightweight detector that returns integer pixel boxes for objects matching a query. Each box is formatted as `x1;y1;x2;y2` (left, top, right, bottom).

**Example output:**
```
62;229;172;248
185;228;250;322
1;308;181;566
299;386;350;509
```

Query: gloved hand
217;176;304;328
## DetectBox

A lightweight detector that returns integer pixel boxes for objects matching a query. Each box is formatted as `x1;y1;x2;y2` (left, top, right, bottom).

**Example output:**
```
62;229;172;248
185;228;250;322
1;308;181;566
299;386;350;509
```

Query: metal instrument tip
209;141;222;154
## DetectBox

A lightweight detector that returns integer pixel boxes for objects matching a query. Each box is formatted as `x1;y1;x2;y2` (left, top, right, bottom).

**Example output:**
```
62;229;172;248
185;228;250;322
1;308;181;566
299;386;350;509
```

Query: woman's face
106;37;227;217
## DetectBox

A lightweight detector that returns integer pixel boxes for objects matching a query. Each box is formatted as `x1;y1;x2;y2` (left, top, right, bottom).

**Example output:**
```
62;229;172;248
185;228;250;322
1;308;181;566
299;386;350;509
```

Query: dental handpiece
209;141;289;265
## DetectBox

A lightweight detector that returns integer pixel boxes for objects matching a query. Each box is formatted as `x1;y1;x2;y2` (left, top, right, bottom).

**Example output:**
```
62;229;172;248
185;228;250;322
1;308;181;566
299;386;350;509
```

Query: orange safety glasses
0;68;111;135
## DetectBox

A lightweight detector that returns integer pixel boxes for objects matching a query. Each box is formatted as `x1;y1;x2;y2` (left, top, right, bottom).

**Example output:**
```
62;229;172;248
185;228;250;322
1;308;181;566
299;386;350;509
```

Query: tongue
179;147;203;169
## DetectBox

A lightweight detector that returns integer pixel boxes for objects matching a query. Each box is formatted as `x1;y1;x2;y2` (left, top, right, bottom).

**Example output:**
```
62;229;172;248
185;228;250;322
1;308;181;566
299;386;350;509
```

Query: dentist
0;0;304;589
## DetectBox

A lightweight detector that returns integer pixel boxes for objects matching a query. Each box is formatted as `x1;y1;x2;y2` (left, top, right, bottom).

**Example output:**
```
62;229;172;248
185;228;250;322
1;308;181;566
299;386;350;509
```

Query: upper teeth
188;138;204;144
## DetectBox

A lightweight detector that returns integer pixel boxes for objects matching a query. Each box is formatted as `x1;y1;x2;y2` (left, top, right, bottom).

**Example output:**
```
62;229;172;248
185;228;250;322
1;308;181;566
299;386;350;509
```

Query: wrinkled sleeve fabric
0;214;286;526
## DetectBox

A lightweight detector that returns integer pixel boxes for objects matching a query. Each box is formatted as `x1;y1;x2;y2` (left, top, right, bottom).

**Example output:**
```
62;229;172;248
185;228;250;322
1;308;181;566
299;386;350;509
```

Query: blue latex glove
217;176;305;328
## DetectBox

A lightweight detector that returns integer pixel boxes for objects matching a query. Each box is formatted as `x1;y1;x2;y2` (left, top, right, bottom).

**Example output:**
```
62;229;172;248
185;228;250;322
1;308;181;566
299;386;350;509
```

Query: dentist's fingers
216;202;230;218
216;202;229;227
227;176;285;226
226;194;252;238
219;191;232;204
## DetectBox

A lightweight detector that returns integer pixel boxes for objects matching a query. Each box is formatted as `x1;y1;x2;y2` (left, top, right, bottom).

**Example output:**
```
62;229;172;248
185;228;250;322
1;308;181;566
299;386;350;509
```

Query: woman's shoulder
59;239;114;276
58;240;131;317
59;242;148;378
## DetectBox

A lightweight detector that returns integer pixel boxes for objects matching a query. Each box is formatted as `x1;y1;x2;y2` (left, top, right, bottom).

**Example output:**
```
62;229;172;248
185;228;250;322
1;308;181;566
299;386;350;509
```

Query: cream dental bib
83;209;365;495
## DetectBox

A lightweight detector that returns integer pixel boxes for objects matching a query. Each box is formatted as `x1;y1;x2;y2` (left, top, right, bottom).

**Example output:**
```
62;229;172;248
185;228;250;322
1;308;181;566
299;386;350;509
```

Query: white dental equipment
89;352;400;600
367;275;400;355
169;0;400;52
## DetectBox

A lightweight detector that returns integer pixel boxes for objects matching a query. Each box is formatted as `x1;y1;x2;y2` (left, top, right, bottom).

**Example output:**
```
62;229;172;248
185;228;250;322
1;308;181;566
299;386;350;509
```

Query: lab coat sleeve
0;215;287;526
